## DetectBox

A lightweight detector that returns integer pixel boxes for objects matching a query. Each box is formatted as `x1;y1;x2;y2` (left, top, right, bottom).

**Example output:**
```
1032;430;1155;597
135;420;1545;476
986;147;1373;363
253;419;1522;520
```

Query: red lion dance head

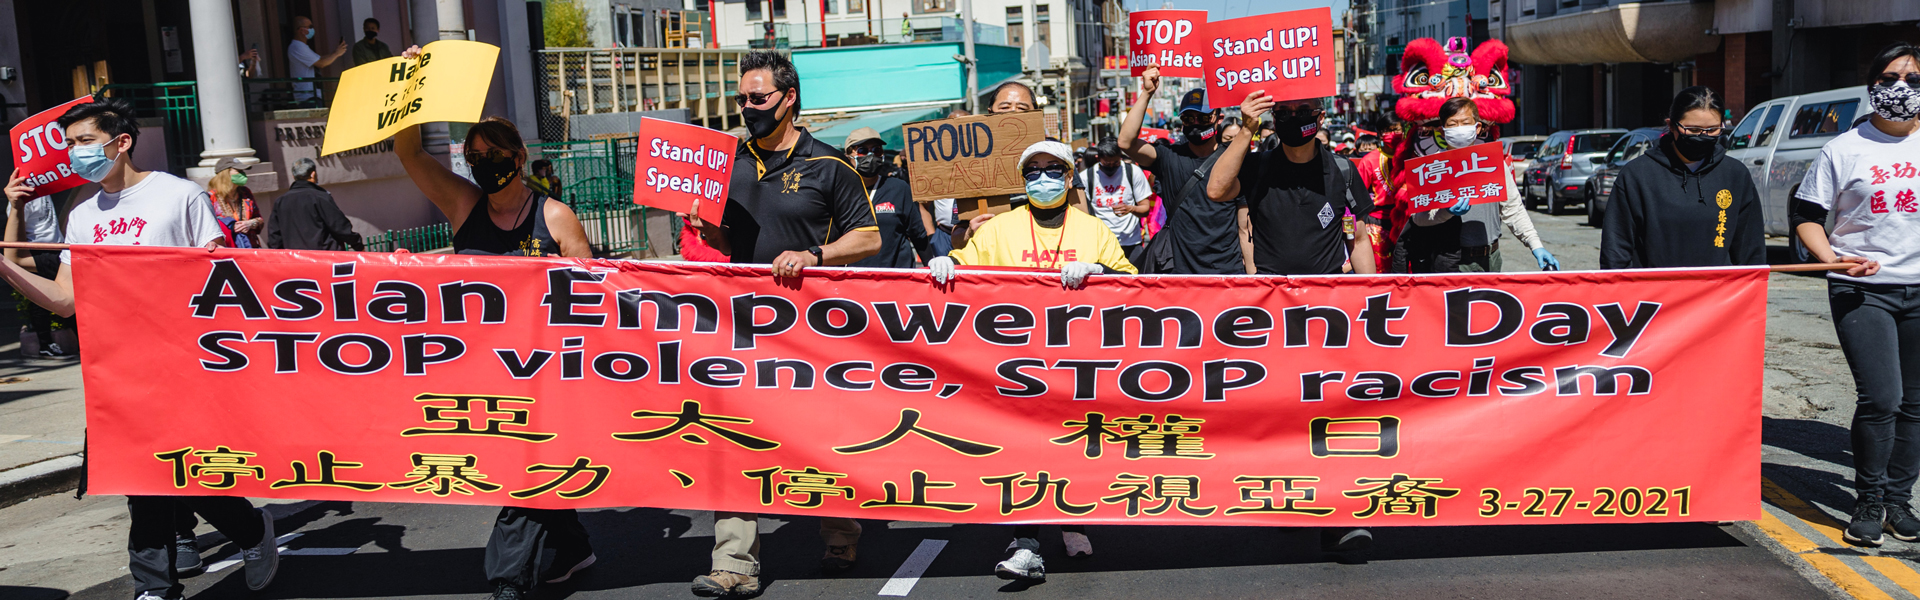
1392;37;1514;124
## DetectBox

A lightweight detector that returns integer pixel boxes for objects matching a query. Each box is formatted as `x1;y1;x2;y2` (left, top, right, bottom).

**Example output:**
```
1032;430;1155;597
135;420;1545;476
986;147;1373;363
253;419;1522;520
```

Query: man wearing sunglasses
1118;67;1254;275
683;50;879;599
1205;90;1378;277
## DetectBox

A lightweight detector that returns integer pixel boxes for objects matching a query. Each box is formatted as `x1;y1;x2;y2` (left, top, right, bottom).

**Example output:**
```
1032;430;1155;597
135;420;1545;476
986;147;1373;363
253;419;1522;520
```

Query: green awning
806;106;951;151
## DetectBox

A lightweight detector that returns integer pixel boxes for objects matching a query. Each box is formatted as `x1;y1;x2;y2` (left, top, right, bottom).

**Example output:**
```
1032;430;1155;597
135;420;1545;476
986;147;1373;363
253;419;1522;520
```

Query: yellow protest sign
320;40;499;156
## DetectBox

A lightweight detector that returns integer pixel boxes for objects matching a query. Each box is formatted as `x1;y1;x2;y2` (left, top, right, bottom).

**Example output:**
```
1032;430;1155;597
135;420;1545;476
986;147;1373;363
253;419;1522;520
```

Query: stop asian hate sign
1129;10;1207;78
1205;8;1335;109
631;117;734;225
10;95;95;197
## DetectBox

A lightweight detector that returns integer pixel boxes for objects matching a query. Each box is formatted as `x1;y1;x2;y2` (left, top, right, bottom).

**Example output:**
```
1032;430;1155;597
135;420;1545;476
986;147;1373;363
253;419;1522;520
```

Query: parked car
1501;135;1548;188
1523;128;1628;214
1723;85;1871;243
1585;127;1667;227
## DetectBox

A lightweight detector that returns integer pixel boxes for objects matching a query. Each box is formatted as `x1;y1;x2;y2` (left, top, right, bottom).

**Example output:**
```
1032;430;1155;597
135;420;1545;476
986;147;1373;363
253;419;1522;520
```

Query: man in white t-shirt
288;15;349;103
1078;138;1155;257
1;97;280;599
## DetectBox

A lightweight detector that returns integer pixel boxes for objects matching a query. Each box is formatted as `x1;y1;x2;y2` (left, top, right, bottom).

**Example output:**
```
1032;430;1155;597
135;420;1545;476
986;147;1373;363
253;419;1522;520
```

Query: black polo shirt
852;173;933;268
723;130;878;264
1239;143;1374;275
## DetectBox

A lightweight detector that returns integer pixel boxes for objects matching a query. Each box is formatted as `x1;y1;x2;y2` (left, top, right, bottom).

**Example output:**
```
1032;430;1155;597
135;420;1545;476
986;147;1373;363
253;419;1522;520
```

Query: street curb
0;453;82;509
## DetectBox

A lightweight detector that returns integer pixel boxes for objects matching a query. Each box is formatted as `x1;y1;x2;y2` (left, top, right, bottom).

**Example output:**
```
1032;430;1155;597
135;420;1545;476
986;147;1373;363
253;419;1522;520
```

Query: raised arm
1118;66;1161;165
392;123;481;230
1207;92;1270;202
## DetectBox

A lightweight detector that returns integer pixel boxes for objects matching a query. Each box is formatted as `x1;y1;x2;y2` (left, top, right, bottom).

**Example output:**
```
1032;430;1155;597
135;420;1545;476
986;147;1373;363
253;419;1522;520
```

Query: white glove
1060;261;1102;289
927;256;957;284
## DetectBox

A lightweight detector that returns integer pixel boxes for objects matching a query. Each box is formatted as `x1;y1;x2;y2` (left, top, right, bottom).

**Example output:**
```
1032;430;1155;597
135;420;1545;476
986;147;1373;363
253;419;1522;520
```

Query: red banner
1138;128;1171;144
632;116;734;225
1402;142;1510;211
77;247;1764;526
1129;9;1208;77
1205;9;1335;109
10;96;94;197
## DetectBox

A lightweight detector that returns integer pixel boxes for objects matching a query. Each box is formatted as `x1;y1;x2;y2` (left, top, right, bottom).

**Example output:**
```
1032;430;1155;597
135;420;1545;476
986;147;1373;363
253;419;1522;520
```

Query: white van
1723;85;1871;236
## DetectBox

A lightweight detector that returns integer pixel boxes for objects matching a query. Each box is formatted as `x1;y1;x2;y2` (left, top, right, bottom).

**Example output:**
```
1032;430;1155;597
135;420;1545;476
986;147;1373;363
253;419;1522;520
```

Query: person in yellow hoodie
929;140;1137;291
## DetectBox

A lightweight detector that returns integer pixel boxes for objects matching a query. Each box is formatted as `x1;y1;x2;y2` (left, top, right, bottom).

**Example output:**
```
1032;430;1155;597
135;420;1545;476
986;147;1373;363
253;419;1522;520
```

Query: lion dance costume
1374;36;1514;271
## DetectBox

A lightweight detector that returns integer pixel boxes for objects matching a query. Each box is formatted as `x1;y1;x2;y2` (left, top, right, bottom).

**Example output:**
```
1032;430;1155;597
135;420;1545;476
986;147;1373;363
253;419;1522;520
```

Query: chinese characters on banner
1205;8;1336;109
319;40;499;155
1129;10;1208;77
10;95;95;197
76;247;1765;526
1402;142;1511;211
1868;162;1920;214
631;117;734;225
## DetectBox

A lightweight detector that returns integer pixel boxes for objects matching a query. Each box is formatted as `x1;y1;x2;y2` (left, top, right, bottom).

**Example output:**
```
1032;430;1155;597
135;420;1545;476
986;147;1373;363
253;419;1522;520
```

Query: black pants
23;251;58;347
485;507;591;589
1009;524;1086;544
127;496;263;597
1832;280;1920;506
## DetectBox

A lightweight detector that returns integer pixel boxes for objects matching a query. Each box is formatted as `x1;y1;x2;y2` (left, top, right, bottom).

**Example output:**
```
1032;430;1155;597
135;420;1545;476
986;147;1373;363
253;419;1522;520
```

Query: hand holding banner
1401;142;1511;211
10;96;95;197
1205;8;1335;109
320;40;499;156
631;117;735;225
1129;10;1208;77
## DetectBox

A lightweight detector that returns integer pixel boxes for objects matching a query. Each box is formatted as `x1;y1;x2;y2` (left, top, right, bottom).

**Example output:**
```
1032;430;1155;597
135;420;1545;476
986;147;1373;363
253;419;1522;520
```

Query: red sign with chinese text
632;117;734;225
1130;10;1209;78
1138;128;1171;144
77;247;1763;526
1402;142;1511;211
10;96;95;197
1204;9;1335;109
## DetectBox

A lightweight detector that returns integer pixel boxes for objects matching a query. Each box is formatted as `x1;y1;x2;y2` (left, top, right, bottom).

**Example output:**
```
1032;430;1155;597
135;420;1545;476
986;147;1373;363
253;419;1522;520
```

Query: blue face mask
304;28;315;40
68;141;115;183
1025;172;1068;208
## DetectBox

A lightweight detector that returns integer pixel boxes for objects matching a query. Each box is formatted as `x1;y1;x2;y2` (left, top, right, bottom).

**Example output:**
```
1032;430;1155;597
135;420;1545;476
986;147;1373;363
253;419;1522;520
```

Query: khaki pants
711;512;862;575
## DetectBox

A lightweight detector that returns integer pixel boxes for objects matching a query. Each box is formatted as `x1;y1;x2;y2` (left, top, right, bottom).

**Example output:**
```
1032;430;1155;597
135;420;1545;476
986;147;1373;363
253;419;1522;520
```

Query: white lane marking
280;547;357;556
878;539;948;596
886;521;954;529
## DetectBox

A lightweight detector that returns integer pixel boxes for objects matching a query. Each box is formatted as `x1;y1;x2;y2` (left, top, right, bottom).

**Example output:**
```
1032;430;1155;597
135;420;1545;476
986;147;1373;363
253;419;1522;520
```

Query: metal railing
97;81;202;175
245;77;340;113
739;16;1007;49
537;48;747;140
529;137;651;255
361;224;453;253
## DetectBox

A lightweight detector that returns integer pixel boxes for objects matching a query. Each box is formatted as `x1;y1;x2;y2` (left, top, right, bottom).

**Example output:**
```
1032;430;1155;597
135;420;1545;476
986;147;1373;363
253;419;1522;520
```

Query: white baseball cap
1018;140;1074;170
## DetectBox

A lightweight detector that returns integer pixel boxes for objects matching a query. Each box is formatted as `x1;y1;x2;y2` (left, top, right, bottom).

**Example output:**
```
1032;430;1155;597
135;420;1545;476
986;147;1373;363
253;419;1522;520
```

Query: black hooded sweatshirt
1600;134;1765;269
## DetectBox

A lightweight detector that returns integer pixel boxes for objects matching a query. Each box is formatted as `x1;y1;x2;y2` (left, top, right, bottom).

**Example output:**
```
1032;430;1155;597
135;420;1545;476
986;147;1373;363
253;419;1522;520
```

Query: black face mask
470;155;520;195
1671;130;1720;162
742;98;787;141
365;30;379;41
854;154;886;176
1182;122;1218;144
1275;116;1320;147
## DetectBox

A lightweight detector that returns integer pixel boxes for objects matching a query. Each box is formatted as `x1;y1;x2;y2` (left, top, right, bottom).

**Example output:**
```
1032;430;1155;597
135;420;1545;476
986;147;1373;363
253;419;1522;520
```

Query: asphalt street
0;207;1901;600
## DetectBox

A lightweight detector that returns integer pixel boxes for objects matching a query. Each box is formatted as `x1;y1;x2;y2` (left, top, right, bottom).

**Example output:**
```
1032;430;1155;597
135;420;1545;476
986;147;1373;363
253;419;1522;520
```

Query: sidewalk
0;329;86;507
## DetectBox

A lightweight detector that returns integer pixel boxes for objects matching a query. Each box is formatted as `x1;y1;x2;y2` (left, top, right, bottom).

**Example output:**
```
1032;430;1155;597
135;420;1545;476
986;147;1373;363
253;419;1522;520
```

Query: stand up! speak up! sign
631;117;734;225
900;111;1046;204
1205;8;1336;109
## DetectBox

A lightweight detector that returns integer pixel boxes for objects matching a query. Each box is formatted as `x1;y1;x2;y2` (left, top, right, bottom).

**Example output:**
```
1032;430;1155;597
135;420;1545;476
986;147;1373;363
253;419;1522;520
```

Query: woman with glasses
1791;42;1920;548
1599;85;1765;269
393;47;596;600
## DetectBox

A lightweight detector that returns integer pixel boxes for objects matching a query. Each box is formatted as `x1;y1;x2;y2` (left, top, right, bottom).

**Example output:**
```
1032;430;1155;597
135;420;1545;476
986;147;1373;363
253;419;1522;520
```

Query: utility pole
963;0;979;113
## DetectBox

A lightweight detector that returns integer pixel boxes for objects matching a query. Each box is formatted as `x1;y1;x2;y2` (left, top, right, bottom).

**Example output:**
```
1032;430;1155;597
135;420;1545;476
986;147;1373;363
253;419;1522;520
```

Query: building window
848;0;861;14
748;0;763;20
913;0;954;14
825;0;837;14
1007;7;1023;47
773;0;787;18
1035;4;1050;47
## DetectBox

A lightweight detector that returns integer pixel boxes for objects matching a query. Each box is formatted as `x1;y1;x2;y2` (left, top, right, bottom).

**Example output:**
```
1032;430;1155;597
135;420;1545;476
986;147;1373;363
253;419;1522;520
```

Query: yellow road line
1760;476;1920;599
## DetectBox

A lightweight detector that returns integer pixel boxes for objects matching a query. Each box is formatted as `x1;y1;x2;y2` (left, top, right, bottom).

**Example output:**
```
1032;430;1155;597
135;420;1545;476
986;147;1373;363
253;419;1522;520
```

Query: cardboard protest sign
11;96;95;196
1129;10;1208;77
1205;8;1335;109
320;40;499;155
631;117;734;225
1401;142;1510;211
1138;127;1171;144
900;111;1046;204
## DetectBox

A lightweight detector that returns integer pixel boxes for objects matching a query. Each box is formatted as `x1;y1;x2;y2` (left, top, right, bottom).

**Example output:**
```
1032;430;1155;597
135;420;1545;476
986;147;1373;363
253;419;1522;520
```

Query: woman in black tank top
394;113;589;258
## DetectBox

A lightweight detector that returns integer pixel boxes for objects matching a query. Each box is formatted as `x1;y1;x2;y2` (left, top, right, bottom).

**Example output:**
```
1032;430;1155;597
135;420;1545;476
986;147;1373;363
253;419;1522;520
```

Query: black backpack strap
1331;152;1357;213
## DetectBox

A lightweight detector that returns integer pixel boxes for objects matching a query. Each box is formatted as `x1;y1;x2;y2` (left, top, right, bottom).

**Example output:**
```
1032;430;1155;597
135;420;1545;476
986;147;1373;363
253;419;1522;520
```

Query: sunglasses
1877;72;1920;87
1179;112;1212;126
464;147;513;163
1270;106;1321;121
733;89;786;108
1021;164;1068;181
847;144;883;156
1674;124;1725;136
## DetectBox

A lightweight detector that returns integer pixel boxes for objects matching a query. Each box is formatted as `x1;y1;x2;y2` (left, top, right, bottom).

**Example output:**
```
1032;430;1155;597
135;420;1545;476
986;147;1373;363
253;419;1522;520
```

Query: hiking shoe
242;509;279;591
1062;531;1092;558
994;548;1046;581
1886;502;1920;542
541;546;596;583
820;543;857;574
172;535;203;577
486;583;526;600
1323;527;1374;553
1846;501;1888;547
691;570;761;597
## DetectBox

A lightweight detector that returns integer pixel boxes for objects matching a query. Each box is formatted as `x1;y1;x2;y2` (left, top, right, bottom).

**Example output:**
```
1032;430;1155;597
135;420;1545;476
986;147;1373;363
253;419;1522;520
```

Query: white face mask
1442;125;1478;149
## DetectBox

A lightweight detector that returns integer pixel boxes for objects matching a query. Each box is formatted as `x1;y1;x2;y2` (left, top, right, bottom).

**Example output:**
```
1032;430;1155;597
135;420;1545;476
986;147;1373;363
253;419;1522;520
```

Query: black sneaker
1886;502;1920;542
1846;501;1888;547
38;343;66;358
487;583;526;600
172;535;203;577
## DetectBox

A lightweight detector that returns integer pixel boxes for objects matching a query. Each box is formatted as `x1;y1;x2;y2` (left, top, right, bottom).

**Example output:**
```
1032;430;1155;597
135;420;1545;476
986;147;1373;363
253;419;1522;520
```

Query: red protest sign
1138;127;1171;144
1205;8;1335;109
1129;9;1208;77
10;96;95;196
632;116;734;225
1401;142;1510;211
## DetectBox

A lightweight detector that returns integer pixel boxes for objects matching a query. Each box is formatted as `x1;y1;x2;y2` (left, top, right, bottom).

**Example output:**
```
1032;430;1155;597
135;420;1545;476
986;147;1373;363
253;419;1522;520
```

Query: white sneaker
994;548;1046;581
242;510;279;591
1062;531;1092;558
